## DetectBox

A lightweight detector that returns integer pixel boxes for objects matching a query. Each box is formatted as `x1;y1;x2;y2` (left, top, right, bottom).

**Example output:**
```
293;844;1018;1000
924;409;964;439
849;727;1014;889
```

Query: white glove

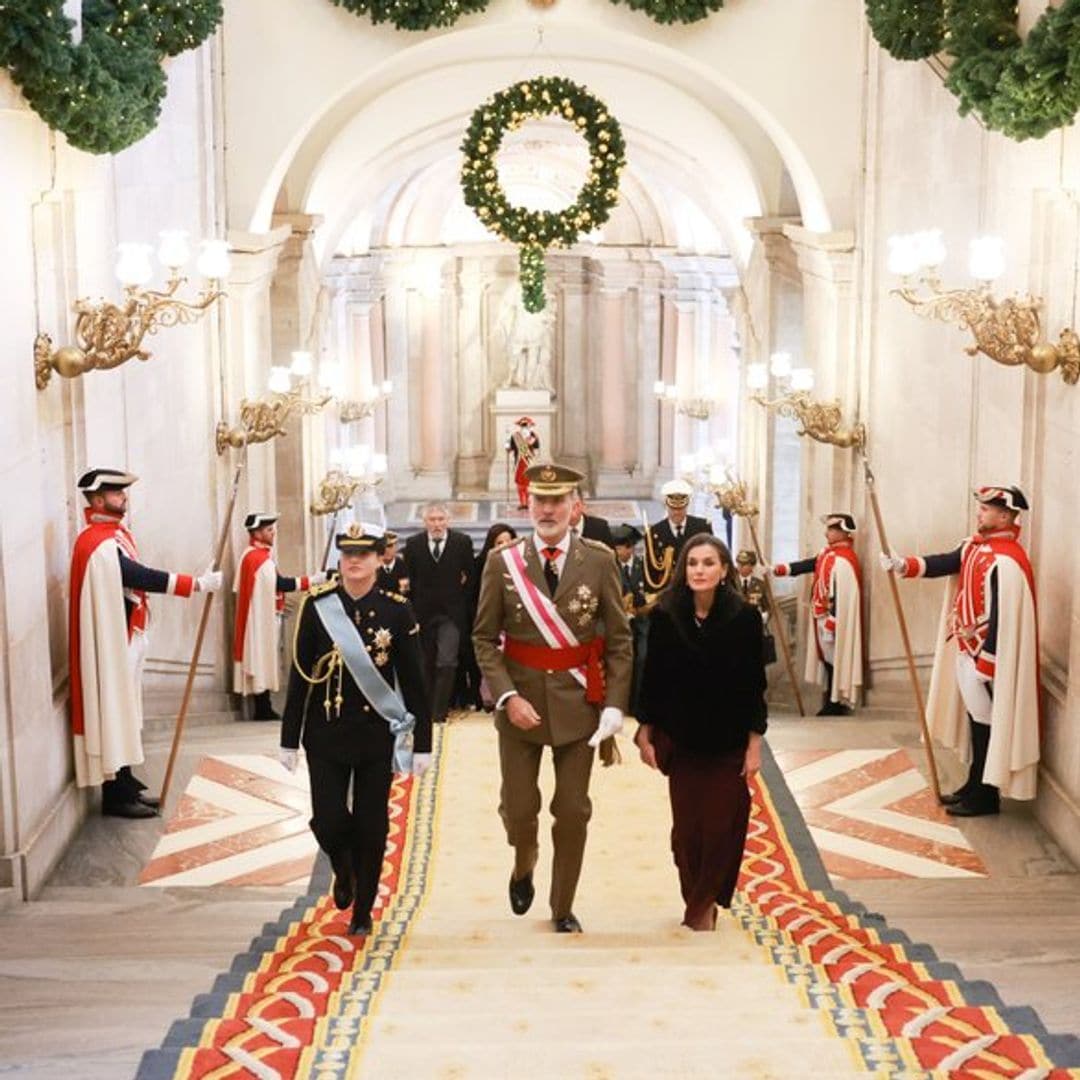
412;753;432;777
278;747;299;773
309;571;328;586
196;567;224;593
587;706;624;748
879;552;905;574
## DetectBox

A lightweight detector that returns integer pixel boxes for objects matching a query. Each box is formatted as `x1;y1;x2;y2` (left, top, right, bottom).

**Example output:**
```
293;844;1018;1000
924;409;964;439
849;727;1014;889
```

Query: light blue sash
313;593;415;773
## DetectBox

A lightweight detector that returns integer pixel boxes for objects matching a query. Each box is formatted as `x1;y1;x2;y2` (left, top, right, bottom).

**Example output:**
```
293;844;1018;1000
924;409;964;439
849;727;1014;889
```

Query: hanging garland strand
866;0;1080;141
0;1;222;155
326;0;488;33
460;77;626;312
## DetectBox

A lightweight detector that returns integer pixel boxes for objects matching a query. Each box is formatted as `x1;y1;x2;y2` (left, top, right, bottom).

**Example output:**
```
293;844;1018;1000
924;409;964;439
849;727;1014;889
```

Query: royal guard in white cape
69;468;223;818
773;513;863;715
233;512;326;721
881;485;1040;816
506;416;540;510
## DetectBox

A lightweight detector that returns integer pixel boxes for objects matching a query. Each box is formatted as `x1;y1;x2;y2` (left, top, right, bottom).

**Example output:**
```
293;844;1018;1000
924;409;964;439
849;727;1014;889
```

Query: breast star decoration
566;583;599;627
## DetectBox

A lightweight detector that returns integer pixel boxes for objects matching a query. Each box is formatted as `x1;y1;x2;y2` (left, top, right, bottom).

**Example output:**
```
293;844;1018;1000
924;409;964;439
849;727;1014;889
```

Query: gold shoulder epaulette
385;590;408;604
310;577;337;597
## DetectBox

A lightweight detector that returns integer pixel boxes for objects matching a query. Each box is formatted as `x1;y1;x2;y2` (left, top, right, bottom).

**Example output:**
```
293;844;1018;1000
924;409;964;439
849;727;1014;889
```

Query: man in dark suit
402;504;475;722
570;490;615;548
648;479;712;567
611;523;649;715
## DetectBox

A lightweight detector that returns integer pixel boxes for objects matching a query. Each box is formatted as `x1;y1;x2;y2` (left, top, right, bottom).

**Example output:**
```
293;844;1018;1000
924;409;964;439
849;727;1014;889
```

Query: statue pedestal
489;388;555;495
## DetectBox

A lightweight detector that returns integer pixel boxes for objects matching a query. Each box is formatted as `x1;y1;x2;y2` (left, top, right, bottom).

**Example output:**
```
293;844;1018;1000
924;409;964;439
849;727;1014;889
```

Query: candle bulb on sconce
35;231;231;390
888;228;1079;384
654;379;720;421
311;443;386;516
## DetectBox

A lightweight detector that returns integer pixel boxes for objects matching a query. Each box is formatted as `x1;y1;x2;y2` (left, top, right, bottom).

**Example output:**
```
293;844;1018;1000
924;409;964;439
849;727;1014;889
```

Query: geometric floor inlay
139;755;317;889
772;748;988;881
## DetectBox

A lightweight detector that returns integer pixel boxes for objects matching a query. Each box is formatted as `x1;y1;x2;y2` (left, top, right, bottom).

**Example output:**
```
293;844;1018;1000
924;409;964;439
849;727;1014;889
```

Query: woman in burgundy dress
635;534;767;930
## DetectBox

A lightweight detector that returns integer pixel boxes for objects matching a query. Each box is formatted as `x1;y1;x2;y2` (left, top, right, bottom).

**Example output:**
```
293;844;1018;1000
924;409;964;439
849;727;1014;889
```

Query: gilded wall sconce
216;355;332;455
888;230;1079;385
34;233;230;390
747;355;865;450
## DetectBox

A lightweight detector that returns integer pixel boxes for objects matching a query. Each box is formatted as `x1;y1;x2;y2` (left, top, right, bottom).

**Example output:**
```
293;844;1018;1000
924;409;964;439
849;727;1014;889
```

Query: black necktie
622;564;632;590
432;539;442;561
675;524;683;540
542;546;560;596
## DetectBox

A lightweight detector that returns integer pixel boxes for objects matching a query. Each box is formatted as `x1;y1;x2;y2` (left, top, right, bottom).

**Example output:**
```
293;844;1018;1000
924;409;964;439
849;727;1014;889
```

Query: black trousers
102;765;145;809
306;751;394;921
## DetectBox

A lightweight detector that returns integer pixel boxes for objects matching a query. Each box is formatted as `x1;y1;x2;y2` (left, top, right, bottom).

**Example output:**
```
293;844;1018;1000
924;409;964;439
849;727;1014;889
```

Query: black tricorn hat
77;467;138;493
822;512;856;533
336;522;386;555
243;512;278;531
973;485;1029;512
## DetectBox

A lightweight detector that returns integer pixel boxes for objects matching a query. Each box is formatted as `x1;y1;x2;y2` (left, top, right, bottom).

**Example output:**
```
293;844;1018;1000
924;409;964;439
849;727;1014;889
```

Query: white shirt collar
533;531;570;558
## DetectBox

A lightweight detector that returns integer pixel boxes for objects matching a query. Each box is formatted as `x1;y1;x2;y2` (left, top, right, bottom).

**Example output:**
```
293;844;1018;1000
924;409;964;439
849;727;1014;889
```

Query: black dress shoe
137;792;161;810
816;702;853;717
552;914;583;934
946;798;1000;818
939;789;967;807
508;872;535;916
103;800;158;819
347;911;373;936
332;873;354;910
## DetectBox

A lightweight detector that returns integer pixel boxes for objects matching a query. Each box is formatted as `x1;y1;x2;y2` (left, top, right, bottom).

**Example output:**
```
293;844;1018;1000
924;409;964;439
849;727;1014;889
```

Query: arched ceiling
223;2;862;252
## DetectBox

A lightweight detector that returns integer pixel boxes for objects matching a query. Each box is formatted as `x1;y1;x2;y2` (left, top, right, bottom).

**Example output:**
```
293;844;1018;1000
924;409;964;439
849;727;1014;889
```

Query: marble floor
0;707;1078;1077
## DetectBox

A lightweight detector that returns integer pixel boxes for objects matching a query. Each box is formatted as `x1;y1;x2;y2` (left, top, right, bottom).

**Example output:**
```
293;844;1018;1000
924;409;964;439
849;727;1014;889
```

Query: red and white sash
502;543;589;692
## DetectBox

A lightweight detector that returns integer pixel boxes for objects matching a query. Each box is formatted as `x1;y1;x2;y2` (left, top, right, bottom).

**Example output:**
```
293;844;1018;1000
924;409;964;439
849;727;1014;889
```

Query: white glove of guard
878;552;905;574
587;706;624;748
309;571;328;586
196;566;224;593
278;747;299;773
412;753;433;777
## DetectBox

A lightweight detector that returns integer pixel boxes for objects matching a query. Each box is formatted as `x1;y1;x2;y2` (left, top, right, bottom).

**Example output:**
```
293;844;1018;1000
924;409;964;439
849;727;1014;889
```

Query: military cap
336;521;386;554
525;461;583;497
660;479;693;508
974;485;1028;512
243;512;278;531
611;523;643;546
77;467;138;492
383;529;399;543
822;513;856;533
735;549;758;567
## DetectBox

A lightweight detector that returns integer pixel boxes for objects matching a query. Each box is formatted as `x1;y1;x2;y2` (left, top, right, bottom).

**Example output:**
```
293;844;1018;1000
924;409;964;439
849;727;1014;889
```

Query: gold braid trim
290;596;345;717
641;522;674;592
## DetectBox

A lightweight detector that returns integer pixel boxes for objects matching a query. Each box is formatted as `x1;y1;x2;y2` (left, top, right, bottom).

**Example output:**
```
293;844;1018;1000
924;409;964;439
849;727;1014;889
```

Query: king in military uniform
473;462;633;934
881;486;1040;816
279;523;432;935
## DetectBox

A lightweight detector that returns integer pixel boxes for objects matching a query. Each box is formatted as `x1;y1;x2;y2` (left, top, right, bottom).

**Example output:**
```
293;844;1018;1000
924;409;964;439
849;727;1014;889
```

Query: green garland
326;0;488;33
460;77;626;312
867;0;1080;141
605;0;726;26
0;1;222;155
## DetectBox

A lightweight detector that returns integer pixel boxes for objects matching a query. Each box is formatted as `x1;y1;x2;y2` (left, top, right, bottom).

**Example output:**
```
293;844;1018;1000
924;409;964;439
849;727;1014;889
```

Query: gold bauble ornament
1028;343;1059;374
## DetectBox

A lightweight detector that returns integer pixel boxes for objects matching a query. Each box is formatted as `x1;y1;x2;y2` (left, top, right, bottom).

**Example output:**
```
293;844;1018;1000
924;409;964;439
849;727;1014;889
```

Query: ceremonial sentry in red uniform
774;513;863;715
69;468;222;818
882;485;1040;816
232;512;324;721
505;416;540;509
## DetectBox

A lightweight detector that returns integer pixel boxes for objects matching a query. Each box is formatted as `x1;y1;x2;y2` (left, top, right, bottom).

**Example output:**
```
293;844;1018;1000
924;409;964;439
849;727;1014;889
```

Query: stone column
782;224;859;544
269;213;324;572
555;256;588;474
455;259;490;491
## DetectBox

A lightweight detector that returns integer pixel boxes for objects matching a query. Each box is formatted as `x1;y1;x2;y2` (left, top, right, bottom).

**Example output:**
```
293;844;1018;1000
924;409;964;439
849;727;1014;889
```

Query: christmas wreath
326;0;489;32
606;0;727;25
460;77;626;312
0;0;222;155
866;0;1080;141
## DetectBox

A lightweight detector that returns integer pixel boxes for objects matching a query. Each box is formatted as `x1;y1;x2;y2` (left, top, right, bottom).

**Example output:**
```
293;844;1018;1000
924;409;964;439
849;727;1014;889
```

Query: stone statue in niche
496;291;556;391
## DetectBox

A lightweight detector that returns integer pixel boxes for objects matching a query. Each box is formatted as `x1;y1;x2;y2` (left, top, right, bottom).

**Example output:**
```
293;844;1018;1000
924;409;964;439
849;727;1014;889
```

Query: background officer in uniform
648;479;712;566
473;462;632;934
376;530;410;595
279;523;431;935
736;549;776;666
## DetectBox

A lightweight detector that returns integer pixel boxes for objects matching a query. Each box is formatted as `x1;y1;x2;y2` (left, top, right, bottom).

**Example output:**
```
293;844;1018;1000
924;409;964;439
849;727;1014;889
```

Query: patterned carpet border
135;728;445;1080
741;743;1080;1078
